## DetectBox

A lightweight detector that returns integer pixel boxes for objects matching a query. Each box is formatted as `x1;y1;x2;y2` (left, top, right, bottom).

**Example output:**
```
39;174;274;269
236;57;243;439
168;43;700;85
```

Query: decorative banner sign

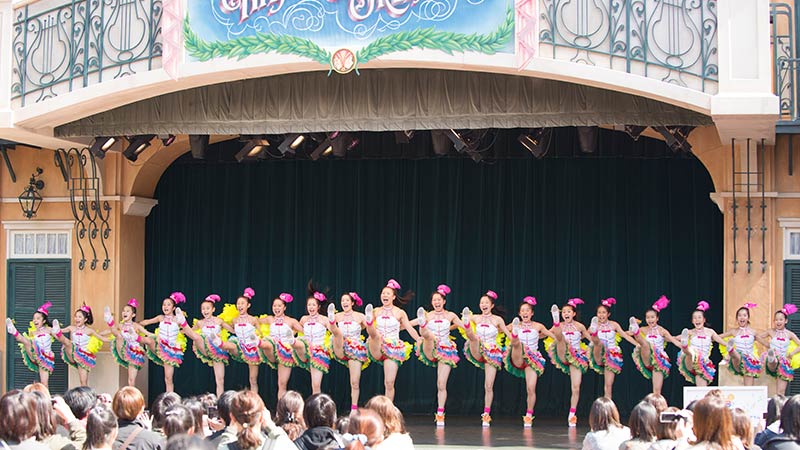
183;0;515;73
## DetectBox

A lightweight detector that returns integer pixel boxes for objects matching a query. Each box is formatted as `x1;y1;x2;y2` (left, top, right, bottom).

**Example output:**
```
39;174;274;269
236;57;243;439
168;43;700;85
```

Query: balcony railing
11;0;163;107
772;3;798;124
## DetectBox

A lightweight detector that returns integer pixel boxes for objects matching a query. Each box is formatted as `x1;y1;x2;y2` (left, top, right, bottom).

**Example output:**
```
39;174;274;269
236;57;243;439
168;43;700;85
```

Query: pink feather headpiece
386;279;401;290
523;296;537;306
696;301;710;312
601;297;617;308
80;304;92;314
127;298;139;309
567;298;584;308
205;294;221;303
313;292;327;302
169;292;186;304
436;284;451;296
243;287;255;299
743;302;758;310
782;304;798;316
37;301;52;315
485;290;498;300
652;295;670;312
349;292;363;307
279;293;293;303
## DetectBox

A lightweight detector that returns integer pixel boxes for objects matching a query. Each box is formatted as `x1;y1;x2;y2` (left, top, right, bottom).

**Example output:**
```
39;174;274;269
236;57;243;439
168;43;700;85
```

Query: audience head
152;392;182;430
655;407;681;441
29;391;58;440
83;404;118;450
163;404;196;438
692;396;734;449
365;395;405;436
629;401;658;442
23;382;51;398
589;397;622;432
181;397;205;435
113;386;146;421
217;390;237;427
276;390;306;440
643;393;669;414
64;386;98;420
231;390;267;450
336;416;351;435
731;408;754;447
0;390;38;443
345;409;385;450
304;393;337;429
767;395;787;426
780;395;800;440
165;435;215;450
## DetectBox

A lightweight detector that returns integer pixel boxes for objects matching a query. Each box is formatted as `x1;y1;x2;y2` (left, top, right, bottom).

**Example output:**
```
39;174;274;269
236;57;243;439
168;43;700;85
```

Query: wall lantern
19;167;44;219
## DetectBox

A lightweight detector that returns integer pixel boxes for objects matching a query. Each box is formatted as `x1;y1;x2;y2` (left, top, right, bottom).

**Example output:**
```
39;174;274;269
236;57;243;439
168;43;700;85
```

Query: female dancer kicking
260;292;302;400
461;289;511;427
758;304;800;395
505;296;556;428
103;299;150;386
217;287;266;393
546;298;591;427
327;292;369;412
412;284;465;427
52;304;106;386
629;296;682;395
720;302;763;385
293;282;333;395
587;298;640;399
364;278;421;402
177;294;232;397
677;301;727;387
140;291;188;392
6;302;56;387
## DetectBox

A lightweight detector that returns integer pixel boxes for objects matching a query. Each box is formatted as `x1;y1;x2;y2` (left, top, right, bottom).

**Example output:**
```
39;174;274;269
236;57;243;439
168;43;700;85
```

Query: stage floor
405;415;588;449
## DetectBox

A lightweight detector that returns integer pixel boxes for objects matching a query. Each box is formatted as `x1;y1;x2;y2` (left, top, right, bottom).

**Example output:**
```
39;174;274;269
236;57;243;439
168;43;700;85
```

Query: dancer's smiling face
596;305;610;323
33;312;46;327
431;293;446;311
341;294;353;312
380;287;395;306
736;308;750;327
236;296;250;315
479;296;493;314
200;301;215;319
561;305;575;322
162;298;176;315
272;299;286;316
306;297;319;315
519;303;533;322
645;310;659;327
74;310;87;326
692;311;705;328
775;312;788;330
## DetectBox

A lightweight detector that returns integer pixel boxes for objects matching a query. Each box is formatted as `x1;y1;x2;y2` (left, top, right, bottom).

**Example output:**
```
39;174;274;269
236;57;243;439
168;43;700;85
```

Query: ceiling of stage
55;69;712;138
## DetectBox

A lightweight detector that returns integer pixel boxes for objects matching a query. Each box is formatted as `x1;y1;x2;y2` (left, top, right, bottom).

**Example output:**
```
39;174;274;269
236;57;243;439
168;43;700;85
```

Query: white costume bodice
772;329;791;355
270;319;294;342
518;324;540;350
120;323;141;348
428;316;452;343
689;329;712;358
200;321;221;339
72;327;90;350
644;327;665;348
33;329;53;352
235;320;259;345
337;315;362;338
376;311;400;340
562;323;582;349
303;319;327;346
475;320;498;344
596;323;619;350
733;328;756;355
159;318;180;345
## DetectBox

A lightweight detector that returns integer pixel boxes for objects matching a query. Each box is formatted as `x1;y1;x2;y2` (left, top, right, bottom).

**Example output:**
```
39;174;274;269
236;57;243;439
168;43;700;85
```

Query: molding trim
123;197;158;217
3;220;74;230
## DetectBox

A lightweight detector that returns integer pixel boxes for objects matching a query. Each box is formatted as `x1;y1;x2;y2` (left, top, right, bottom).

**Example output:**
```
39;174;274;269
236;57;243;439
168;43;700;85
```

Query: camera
207;405;219;419
659;411;689;423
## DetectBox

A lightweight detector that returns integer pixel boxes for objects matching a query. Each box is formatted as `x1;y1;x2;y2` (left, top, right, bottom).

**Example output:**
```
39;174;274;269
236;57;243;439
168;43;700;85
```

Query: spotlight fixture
445;129;488;162
653;126;694;153
430;130;452;156
394;130;415;144
576;126;598;153
159;134;176;147
279;134;306;154
123;135;156;162
89;137;117;159
18;167;44;219
623;125;647;141
189;135;210;159
331;133;359;157
236;137;271;162
311;138;333;161
445;129;469;152
518;128;552;159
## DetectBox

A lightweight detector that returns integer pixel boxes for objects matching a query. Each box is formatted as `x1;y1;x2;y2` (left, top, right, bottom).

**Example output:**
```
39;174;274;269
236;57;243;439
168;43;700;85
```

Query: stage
406;415;586;449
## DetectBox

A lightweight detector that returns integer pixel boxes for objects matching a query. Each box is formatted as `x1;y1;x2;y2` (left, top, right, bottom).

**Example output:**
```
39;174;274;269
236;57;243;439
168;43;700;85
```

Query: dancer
326;291;369;413
52;303;106;386
260;292;302;400
293;282;333;395
677;301;727;387
177;294;232;397
140;291;188;392
5;302;56;387
412;284;465;427
364;278;421;402
586;298;640;399
505;296;556;428
217;287;265;393
758;304;800;395
719;302;763;385
461;289;511;427
546;298;591;427
103;299;150;387
629;296;683;395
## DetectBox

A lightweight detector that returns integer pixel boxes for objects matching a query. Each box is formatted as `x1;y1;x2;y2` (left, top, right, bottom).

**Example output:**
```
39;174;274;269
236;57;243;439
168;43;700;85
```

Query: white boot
51;319;61;336
511;317;520;337
461;307;472;327
6;318;18;336
327;303;336;324
550;305;560;325
680;328;689;347
589;317;598;335
628;317;639;334
417;307;427;327
364;304;374;324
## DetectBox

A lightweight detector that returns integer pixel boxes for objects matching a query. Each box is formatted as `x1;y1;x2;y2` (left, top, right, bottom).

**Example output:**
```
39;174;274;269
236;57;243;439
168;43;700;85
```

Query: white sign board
683;386;768;420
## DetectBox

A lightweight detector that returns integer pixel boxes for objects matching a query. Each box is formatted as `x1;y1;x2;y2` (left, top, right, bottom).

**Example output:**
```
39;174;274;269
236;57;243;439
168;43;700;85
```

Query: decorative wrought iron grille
11;0;163;106
772;3;797;122
539;0;718;93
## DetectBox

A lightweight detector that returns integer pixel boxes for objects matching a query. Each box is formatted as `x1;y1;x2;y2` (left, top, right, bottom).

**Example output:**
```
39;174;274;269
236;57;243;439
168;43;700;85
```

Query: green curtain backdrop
145;132;722;417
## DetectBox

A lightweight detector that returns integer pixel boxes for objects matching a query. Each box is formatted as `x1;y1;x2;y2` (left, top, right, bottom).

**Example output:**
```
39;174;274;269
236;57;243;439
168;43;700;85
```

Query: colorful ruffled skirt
464;341;505;370
146;339;184;367
61;345;97;371
545;340;589;374
727;350;762;378
193;335;230;366
229;336;267;366
504;345;545;377
367;337;412;365
678;350;715;384
588;344;623;374
262;337;297;368
416;339;460;368
333;336;369;368
301;340;332;373
19;340;55;374
631;345;671;380
111;337;146;370
766;355;794;382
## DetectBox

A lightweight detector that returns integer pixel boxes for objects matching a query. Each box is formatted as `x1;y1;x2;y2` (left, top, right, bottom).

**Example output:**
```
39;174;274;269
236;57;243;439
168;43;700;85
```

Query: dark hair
165;434;215;450
304;393;337;429
182;397;205;435
217;390;237;427
231;390;266;450
365;395;405;435
83;404;117;450
30;390;57;439
152;392;182;430
655;407;681;440
597;304;611;315
77;305;94;325
643;393;669;414
113;386;146;421
561;303;579;319
0;391;38;442
163;404;195;438
645;307;660;318
589;397;621;432
629;401;658;442
347;409;385;450
307;279;330;304
276;390;306;440
383;285;415;307
780;395;800;439
34;311;52;327
336;416;351;434
64;386;98;419
731;408;754;447
693;396;735;450
767;395;787;425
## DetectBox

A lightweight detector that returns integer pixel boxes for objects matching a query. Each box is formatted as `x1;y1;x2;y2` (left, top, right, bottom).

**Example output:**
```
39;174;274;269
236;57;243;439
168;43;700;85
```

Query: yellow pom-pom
26;321;37;337
258;321;270;338
218;304;239;324
790;341;800;369
719;336;732;359
496;332;505;348
86;335;103;354
177;332;187;352
220;329;230;342
192;318;200;329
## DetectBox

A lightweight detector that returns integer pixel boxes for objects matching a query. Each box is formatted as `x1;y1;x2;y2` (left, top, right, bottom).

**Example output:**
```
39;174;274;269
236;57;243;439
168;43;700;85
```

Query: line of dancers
6;281;800;428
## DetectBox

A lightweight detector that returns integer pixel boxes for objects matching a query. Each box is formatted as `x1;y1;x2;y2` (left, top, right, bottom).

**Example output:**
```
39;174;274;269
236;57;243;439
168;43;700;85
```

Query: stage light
189;135;209;159
311;138;333;160
279;134;306;154
624;125;647;141
577;126;598;153
394;130;415;144
159;134;176;147
123;135;155;162
518;128;551;159
236;137;271;162
445;129;468;151
331;133;359;157
653;126;694;153
89;137;117;159
430;131;452;156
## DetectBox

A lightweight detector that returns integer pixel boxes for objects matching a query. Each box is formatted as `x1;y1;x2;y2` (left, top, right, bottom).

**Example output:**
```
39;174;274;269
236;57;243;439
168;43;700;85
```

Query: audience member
112;386;164;450
649;407;693;450
687;396;740;450
207;391;237;448
732;408;760;450
275;391;307;441
152;393;182;436
166;435;214;450
764;395;800;450
294;394;343;450
757;397;787;448
343;409;384;450
64;387;98;425
621;401;658;450
0;390;51;450
83;405;117;450
221;390;294;450
583;397;631;450
163;405;195;439
364;396;412;450
29;390;78;450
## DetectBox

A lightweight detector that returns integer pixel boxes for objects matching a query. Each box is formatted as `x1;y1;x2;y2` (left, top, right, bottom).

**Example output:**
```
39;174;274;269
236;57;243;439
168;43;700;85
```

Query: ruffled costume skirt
631;344;671;379
229;336;267;366
504;345;545;377
545;339;589;374
61;345;97;371
19;339;55;374
333;336;370;369
146;338;184;368
464;341;505;370
588;344;623;375
727;350;762;378
300;340;332;373
766;355;794;382
678;350;715;384
416;339;460;368
367;337;413;365
193;335;230;366
111;337;146;370
262;337;298;368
